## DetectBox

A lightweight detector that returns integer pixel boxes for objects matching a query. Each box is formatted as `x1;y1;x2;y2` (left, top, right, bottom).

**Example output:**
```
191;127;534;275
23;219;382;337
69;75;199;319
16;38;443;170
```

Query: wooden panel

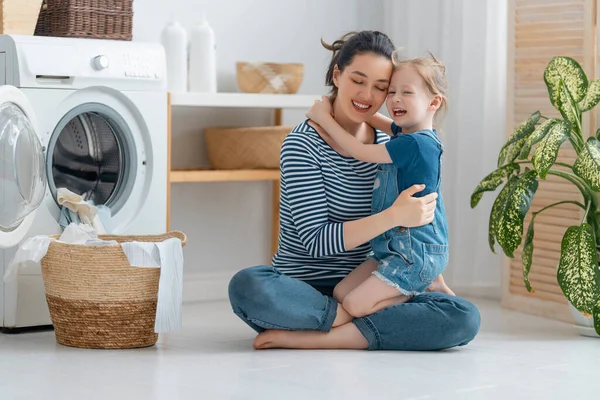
504;0;595;321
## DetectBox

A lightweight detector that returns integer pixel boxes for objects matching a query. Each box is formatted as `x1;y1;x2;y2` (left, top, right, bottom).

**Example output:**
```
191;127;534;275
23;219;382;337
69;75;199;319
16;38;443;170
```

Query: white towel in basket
4;223;183;333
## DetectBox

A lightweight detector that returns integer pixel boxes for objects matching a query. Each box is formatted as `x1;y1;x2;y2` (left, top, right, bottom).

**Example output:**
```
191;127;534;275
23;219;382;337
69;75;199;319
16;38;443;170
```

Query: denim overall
370;130;449;295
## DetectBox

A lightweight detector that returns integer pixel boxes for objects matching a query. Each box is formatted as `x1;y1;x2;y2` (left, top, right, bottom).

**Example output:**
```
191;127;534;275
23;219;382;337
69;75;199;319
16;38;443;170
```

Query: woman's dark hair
321;31;395;101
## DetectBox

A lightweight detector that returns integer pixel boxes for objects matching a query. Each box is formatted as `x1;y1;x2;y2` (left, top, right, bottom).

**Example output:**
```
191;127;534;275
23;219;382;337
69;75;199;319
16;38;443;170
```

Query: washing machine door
0;86;46;249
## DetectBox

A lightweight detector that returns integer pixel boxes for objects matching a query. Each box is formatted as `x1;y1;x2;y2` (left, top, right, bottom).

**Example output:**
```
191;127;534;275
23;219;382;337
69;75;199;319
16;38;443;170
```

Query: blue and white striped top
272;120;389;281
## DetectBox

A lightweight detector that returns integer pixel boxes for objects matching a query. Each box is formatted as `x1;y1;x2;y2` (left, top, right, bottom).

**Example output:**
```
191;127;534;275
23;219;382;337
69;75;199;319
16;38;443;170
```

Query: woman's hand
387;184;437;227
306;96;334;125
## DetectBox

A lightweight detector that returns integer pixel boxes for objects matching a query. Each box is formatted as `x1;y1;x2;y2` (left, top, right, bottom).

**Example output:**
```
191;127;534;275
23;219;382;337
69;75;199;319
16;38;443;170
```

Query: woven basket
0;0;42;35
236;62;304;94
41;231;186;349
35;0;133;41
205;126;291;170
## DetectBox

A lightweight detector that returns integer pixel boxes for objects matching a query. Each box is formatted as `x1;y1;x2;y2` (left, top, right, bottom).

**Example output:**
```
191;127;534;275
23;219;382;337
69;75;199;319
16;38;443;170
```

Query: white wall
132;0;386;301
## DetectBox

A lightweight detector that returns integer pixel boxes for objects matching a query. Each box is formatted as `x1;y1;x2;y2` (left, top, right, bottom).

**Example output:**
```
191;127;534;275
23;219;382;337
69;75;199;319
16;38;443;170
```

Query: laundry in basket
4;223;186;348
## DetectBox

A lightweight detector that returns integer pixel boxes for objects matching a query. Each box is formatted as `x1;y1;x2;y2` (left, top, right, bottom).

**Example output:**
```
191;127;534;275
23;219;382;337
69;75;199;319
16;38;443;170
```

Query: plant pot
568;302;598;338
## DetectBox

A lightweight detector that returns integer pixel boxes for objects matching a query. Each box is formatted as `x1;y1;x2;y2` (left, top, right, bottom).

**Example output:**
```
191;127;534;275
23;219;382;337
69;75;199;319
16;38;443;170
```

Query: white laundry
56;188;107;233
3;223;183;333
121;238;184;333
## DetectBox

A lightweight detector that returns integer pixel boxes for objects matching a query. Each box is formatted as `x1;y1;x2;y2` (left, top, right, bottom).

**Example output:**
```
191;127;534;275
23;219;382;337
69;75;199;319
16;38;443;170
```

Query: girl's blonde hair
392;51;448;121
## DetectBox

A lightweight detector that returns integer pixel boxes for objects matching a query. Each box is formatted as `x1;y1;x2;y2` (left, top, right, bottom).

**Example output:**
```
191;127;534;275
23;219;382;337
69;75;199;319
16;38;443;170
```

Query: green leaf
557;82;579;129
506;138;527;165
518;119;559;160
580;78;600;112
495;169;539;258
489;176;518;253
573;137;600;191
595;128;600;141
544;56;588;107
532;121;570;179
522;217;535;293
498;112;541;167
471;164;520;208
557;223;600;315
594;301;600;336
498;146;510;168
504;111;541;148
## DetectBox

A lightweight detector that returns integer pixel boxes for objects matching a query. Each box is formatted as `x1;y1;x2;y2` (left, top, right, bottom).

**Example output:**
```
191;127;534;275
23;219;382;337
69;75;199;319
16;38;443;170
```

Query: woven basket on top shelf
35;0;133;40
236;62;304;94
41;231;186;349
205;126;292;170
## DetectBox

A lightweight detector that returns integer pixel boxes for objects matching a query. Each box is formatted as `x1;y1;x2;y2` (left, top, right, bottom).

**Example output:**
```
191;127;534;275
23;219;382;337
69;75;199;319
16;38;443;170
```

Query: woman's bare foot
427;274;455;296
254;330;288;349
253;324;369;350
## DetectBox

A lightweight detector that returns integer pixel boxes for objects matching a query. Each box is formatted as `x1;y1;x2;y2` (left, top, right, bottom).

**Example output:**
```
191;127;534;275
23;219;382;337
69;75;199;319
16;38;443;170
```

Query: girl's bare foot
427;274;455;296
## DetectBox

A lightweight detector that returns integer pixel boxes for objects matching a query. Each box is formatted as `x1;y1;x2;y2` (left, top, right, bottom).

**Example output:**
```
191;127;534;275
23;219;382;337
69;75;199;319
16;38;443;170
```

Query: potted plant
471;56;600;336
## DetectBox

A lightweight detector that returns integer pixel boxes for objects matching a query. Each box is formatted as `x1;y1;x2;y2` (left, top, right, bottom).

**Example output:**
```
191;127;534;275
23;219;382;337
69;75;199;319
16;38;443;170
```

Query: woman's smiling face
333;52;393;124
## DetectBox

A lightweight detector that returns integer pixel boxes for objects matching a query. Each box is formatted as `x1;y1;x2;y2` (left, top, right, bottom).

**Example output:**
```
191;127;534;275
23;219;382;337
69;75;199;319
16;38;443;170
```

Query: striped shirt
272;120;389;281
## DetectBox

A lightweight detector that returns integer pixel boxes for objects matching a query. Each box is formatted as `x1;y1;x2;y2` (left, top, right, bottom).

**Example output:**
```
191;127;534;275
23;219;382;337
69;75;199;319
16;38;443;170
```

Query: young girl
307;53;454;318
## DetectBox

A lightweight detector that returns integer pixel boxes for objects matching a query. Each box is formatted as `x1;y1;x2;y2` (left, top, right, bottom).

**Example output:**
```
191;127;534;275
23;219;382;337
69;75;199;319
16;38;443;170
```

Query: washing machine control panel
123;53;162;79
93;55;110;70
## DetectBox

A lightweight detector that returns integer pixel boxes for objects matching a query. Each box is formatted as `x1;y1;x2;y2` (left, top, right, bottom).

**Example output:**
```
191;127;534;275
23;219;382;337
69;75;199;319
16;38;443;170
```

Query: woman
228;31;480;350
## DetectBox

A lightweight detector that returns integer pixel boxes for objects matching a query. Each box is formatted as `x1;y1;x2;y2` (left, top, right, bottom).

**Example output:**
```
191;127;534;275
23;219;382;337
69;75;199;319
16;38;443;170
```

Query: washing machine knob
93;55;110;70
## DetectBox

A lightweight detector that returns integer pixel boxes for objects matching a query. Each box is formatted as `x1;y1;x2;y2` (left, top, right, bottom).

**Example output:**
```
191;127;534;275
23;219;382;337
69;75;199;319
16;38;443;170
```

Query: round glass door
0;103;46;232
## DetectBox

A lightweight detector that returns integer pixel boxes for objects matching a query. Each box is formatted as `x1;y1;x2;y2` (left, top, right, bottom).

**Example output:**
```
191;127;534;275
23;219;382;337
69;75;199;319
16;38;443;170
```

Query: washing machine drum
50;112;125;207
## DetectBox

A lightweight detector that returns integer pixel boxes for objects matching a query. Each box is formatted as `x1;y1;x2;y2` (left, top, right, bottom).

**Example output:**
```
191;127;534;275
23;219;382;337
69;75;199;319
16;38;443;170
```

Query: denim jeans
228;265;481;351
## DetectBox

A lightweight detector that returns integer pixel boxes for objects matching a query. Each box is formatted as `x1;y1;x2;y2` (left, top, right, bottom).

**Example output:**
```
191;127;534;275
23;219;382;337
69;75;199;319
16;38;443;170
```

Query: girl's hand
306;96;333;125
387;184;437;227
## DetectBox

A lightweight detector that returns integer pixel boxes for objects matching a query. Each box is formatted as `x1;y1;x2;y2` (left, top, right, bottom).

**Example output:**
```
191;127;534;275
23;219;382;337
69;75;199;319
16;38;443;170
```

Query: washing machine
0;35;168;331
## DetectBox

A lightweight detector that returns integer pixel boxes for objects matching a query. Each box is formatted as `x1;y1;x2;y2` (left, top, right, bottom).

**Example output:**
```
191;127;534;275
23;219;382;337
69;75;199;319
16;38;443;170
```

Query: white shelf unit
167;92;319;254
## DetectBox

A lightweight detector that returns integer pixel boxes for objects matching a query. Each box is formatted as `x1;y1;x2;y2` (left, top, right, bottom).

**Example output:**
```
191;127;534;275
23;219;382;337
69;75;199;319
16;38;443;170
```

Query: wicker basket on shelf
41;231;186;349
236;62;304;94
205;126;292;170
0;0;42;35
35;0;133;40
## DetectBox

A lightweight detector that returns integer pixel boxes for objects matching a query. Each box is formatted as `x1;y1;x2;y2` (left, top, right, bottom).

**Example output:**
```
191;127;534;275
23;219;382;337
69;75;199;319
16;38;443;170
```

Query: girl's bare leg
342;275;411;318
427;274;455;296
332;303;353;327
332;258;378;303
254;322;369;350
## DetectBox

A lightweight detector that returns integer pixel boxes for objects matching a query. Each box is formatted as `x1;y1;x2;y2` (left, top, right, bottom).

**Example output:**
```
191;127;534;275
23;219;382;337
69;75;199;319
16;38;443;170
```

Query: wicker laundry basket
41;231;186;349
205;126;292;170
35;0;133;40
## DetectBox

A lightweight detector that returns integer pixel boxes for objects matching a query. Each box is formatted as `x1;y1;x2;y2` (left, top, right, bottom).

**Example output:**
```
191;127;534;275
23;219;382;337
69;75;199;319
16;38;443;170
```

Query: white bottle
161;19;188;92
189;15;217;93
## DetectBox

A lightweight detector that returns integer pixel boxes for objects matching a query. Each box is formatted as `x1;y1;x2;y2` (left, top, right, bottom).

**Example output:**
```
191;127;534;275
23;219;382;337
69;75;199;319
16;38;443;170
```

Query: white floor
1;298;599;400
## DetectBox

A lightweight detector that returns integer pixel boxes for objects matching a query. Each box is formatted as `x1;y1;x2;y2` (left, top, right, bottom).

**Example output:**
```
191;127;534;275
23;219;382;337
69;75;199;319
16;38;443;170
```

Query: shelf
170;92;320;109
170;169;280;183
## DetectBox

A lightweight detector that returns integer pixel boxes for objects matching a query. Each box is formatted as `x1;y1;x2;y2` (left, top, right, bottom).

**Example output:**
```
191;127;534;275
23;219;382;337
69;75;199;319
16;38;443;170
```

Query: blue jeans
228;265;481;351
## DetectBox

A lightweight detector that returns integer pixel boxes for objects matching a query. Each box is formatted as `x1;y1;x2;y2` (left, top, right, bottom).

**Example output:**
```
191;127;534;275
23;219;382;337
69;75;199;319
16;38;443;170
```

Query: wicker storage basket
41;231;186;349
236;62;304;94
35;0;133;41
205;126;291;170
0;0;42;35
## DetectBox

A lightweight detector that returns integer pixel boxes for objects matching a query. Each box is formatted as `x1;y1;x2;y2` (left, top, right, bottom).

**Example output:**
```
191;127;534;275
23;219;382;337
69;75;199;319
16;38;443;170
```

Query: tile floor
0;298;599;400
